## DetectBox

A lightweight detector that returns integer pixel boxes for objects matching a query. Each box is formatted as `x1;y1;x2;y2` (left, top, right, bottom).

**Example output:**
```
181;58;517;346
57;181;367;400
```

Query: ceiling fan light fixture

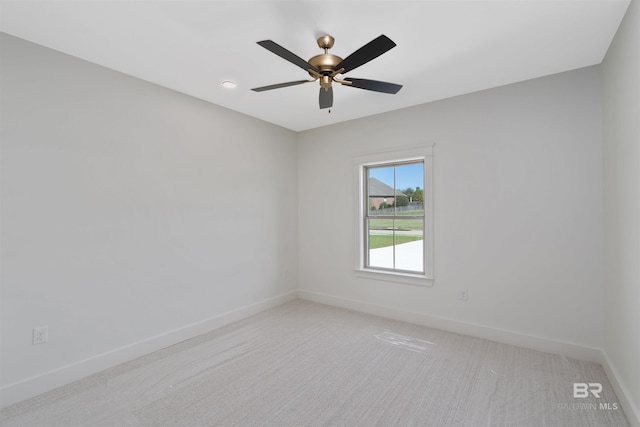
251;34;402;109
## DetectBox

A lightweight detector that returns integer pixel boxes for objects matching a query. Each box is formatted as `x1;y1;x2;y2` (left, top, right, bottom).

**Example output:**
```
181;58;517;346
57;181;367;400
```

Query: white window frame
354;145;434;286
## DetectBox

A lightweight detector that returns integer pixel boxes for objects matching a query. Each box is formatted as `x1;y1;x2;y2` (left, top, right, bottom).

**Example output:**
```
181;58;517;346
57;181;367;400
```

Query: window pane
367;218;393;269
393;218;424;272
395;163;424;216
368;166;395;216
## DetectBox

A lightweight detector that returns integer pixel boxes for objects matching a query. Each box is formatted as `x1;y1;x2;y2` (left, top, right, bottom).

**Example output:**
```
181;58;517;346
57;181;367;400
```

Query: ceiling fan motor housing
308;53;343;74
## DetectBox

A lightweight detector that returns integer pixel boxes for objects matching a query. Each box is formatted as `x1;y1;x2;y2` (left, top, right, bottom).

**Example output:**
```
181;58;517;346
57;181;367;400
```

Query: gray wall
298;66;604;357
602;0;640;422
0;33;298;403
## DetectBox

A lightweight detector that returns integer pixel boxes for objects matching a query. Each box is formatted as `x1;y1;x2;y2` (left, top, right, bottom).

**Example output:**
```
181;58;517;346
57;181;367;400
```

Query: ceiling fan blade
334;35;396;74
257;40;319;73
343;78;402;94
251;80;314;92
319;87;333;109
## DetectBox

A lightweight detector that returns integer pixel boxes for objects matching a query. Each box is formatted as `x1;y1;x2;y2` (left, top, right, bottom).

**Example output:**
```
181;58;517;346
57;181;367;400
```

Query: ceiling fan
251;34;402;109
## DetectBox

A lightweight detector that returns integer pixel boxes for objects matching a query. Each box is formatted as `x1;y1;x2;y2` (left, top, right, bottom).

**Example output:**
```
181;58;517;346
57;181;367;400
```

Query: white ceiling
0;0;630;132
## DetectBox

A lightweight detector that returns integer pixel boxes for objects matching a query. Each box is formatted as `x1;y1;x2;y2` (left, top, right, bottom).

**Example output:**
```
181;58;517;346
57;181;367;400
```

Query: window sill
354;268;433;287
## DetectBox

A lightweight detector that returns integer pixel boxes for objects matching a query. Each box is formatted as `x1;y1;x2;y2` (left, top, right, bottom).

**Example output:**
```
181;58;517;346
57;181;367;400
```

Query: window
354;146;433;284
366;162;424;273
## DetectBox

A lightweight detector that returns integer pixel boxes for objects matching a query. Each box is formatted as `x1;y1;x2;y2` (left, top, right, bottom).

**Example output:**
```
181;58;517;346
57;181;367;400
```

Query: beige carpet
0;300;630;426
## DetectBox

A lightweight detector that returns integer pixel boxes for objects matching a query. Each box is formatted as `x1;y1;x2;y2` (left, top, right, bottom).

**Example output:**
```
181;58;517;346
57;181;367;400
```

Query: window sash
363;162;425;274
365;218;425;274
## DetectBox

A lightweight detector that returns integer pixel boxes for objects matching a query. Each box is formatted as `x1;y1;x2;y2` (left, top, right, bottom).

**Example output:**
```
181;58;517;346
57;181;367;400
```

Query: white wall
602;0;640;423
0;34;298;404
298;66;604;359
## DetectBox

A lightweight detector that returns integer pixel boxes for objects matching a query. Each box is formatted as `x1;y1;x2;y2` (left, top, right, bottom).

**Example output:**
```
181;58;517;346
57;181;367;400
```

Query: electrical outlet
33;326;48;345
458;289;469;302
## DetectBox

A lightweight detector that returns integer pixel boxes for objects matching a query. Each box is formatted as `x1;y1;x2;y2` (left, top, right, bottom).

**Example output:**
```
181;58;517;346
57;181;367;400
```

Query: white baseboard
0;290;297;409
602;351;640;427
298;289;603;363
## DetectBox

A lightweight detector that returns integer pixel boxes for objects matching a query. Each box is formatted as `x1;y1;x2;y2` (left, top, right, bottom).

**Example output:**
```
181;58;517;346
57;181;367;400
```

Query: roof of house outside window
368;177;406;198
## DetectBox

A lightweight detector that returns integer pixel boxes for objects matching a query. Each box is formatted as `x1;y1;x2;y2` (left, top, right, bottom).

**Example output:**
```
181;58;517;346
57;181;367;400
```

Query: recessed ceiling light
221;80;237;89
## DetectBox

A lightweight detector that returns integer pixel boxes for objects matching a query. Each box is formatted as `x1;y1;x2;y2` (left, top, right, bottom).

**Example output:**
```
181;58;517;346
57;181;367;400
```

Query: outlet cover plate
33;326;48;344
